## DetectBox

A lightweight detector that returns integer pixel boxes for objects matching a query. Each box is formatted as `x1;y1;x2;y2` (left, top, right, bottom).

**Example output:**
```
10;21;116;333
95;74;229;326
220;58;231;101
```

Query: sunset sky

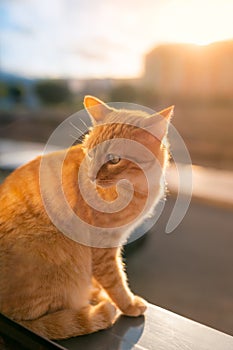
0;0;233;78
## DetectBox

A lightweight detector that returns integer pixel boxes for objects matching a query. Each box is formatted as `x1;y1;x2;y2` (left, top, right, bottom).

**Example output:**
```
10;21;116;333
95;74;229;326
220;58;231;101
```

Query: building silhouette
143;41;233;99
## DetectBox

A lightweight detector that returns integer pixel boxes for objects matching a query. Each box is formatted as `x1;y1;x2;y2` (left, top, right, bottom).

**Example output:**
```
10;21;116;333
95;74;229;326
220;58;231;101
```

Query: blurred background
0;0;233;337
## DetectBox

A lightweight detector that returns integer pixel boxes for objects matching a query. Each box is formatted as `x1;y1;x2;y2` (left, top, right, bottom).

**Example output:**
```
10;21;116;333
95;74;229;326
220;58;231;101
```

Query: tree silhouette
35;80;71;105
8;85;24;104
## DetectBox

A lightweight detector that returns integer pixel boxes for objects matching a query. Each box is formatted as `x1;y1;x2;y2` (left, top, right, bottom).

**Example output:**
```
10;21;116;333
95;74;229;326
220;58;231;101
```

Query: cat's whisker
69;121;85;135
70;134;78;140
79;118;90;130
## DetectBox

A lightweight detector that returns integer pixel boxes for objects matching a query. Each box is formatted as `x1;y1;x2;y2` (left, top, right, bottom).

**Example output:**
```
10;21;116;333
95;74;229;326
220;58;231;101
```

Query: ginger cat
0;96;173;339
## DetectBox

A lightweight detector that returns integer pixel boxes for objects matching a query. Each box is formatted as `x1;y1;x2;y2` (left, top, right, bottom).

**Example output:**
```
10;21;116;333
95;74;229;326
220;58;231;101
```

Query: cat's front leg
92;247;147;317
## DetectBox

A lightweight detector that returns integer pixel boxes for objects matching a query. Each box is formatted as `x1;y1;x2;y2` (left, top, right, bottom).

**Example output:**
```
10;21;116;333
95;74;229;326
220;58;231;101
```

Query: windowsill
58;303;233;350
1;303;233;349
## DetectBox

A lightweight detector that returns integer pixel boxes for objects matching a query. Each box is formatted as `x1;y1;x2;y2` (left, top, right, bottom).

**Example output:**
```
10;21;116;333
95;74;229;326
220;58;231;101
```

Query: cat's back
0;145;92;318
0;144;85;237
0;154;43;233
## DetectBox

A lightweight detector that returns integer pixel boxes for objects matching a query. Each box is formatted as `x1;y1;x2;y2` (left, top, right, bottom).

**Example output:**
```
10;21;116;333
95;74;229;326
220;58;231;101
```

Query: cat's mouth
95;179;115;188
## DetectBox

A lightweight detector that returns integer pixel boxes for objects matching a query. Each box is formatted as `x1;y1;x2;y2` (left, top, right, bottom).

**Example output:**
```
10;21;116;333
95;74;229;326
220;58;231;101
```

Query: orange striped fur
0;96;173;339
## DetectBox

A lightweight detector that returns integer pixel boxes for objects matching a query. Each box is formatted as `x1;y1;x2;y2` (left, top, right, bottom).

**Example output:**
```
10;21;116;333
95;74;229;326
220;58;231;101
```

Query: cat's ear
141;106;174;141
83;95;112;123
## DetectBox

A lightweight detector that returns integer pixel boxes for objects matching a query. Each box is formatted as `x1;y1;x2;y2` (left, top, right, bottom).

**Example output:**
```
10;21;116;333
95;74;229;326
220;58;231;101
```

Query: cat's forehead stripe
87;123;136;149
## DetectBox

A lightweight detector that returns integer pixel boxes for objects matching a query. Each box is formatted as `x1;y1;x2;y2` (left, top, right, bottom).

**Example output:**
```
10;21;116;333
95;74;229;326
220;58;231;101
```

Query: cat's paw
122;296;147;317
90;286;109;305
96;300;118;325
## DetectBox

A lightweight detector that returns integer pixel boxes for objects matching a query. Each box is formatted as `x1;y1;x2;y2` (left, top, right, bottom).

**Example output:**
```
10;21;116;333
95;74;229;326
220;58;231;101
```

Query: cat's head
82;96;173;194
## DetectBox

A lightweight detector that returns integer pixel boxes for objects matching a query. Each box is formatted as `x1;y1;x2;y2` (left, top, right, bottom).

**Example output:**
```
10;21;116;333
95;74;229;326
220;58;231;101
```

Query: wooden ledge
2;303;232;349
57;303;233;349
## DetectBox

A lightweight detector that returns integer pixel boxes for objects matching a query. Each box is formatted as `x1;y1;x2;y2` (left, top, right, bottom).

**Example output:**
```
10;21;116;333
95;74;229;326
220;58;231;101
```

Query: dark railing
0;313;65;350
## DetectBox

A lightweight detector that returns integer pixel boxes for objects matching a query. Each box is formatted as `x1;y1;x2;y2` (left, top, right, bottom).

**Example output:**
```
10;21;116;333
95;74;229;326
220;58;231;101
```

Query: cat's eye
107;154;121;164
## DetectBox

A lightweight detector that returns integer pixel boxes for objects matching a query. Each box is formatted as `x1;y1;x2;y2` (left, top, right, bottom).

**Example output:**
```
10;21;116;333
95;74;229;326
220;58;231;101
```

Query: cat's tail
19;301;117;340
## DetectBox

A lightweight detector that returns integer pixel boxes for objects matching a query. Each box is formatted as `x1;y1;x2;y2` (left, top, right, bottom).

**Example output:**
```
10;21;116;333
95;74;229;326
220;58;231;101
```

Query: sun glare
180;38;222;47
158;0;233;48
1;0;233;78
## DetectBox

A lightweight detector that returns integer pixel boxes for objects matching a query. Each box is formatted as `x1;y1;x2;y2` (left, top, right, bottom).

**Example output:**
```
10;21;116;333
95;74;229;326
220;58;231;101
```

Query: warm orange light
156;0;233;47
